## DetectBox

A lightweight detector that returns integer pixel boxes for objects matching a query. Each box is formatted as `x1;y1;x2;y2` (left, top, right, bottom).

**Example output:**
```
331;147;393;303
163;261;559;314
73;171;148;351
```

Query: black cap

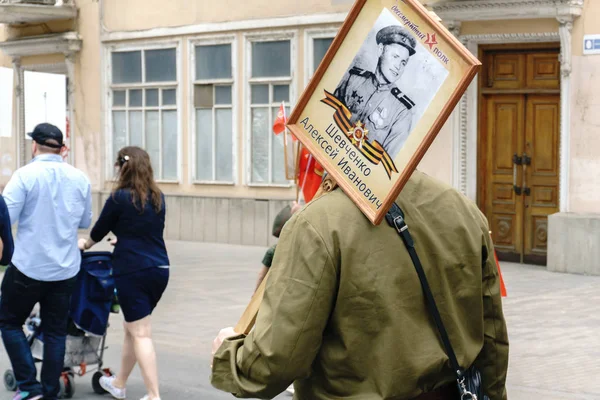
27;123;64;149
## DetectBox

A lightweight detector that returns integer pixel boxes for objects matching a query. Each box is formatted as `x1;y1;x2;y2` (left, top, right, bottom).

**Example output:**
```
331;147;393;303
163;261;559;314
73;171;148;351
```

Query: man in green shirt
213;171;509;400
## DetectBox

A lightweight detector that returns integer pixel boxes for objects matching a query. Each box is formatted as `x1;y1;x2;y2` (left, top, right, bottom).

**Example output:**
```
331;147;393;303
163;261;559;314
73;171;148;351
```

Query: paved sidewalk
500;262;600;399
0;241;598;399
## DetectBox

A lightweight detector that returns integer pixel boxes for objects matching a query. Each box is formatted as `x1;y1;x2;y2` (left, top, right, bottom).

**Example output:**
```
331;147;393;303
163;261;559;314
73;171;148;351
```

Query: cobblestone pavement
0;241;598;399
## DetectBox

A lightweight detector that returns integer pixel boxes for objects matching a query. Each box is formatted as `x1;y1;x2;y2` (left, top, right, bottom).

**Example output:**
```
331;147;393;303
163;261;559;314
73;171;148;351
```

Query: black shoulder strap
385;203;464;381
349;66;373;78
390;87;416;110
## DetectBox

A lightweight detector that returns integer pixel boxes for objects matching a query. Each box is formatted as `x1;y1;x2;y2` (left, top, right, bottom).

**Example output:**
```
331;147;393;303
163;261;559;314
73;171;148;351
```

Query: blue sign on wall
583;35;600;55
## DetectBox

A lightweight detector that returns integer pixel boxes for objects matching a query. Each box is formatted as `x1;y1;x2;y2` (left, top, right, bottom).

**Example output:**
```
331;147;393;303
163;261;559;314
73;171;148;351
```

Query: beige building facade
0;0;598;273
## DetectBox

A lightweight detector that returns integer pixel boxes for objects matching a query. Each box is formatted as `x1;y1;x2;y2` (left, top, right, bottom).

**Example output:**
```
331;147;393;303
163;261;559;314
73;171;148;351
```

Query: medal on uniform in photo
349;121;368;149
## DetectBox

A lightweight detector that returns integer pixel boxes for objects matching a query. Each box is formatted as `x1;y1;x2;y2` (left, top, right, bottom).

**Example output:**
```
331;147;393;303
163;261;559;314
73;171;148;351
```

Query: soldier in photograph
334;25;418;158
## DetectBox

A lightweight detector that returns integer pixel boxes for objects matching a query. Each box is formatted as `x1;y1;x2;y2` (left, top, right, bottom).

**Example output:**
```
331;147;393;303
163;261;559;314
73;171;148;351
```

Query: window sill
247;183;293;188
192;180;236;186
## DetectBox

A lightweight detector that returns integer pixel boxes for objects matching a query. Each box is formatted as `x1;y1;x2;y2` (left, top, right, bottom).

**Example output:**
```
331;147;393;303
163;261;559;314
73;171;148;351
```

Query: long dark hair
113;146;163;213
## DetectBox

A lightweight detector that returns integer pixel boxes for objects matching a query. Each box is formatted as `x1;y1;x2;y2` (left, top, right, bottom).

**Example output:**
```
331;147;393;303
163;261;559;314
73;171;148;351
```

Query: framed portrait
287;0;481;225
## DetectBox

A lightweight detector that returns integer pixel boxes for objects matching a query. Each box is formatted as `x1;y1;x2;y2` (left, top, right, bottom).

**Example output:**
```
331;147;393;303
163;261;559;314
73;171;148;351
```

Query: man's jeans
0;264;76;400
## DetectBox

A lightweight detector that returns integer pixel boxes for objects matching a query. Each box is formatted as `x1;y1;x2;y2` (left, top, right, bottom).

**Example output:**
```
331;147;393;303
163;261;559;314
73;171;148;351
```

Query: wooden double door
479;47;561;265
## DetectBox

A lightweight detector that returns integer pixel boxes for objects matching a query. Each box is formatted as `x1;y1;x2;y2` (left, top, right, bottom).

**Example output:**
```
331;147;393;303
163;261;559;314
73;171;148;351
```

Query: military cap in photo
376;25;417;56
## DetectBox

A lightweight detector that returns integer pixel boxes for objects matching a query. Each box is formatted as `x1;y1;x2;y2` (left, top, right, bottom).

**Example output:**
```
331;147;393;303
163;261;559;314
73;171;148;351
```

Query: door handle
512;153;522;195
522;153;531;196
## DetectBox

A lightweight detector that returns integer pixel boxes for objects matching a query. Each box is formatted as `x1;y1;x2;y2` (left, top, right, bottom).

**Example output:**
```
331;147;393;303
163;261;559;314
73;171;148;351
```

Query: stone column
548;15;586;275
446;21;469;197
557;17;573;213
12;57;25;167
65;52;76;164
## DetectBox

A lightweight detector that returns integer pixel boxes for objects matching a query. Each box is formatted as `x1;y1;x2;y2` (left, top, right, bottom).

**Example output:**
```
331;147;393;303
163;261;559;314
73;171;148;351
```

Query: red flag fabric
494;250;508;297
61;116;70;162
297;147;324;203
273;102;286;135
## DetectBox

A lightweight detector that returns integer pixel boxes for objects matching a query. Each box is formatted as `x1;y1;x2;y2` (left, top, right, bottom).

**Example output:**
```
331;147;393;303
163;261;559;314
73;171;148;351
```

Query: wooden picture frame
283;128;299;180
287;0;481;225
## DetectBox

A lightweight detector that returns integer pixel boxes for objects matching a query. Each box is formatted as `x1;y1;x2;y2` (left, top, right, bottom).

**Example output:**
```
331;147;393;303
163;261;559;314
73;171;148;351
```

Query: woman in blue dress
79;146;169;400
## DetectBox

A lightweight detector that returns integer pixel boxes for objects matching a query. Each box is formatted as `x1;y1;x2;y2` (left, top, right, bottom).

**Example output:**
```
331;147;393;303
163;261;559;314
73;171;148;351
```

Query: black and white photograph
333;8;449;160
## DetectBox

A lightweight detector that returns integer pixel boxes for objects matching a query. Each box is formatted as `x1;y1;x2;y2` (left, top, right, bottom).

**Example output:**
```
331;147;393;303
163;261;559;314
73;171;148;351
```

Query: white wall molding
101;13;347;43
0;32;81;58
20;62;66;74
461;32;561;44
428;0;583;22
0;2;76;24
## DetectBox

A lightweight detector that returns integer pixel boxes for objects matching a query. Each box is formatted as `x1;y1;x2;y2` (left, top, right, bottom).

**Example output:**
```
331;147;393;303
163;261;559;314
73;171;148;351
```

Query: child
254;202;302;292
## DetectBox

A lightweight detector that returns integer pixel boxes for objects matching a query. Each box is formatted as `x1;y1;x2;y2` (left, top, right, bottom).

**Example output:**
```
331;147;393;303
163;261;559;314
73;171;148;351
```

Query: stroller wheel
92;371;108;394
3;369;17;391
59;374;75;399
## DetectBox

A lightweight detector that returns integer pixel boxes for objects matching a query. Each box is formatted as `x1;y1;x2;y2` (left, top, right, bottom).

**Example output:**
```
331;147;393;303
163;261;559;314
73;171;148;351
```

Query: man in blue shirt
0;194;14;266
0;123;92;400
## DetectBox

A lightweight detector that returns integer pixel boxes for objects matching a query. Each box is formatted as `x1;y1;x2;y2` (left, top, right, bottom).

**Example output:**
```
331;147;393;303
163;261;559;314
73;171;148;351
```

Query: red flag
494;250;508;297
297;147;324;203
273;102;286;135
61;116;70;162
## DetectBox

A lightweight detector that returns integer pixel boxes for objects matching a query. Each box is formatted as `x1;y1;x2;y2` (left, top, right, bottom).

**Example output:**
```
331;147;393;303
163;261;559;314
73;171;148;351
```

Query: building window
110;47;178;180
193;42;235;183
305;29;337;85
312;37;334;75
248;38;293;185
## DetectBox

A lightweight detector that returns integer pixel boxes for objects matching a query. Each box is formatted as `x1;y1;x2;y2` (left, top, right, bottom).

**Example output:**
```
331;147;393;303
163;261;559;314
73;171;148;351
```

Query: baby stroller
3;251;120;398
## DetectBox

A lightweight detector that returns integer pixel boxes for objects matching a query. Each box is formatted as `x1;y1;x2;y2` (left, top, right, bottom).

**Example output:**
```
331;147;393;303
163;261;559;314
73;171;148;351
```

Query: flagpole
282;101;287;149
280;101;295;188
295;148;301;203
294;140;302;203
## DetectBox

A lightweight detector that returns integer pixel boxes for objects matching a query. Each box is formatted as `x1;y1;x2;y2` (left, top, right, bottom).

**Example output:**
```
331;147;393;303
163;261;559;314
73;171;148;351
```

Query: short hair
35;139;62;155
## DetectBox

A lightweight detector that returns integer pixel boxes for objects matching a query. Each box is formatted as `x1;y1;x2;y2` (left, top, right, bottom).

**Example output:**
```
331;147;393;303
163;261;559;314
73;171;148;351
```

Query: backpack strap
385;203;463;380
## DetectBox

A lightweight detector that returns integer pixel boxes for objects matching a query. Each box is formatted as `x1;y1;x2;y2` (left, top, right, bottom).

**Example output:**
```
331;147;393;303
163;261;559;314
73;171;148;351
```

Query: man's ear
378;43;384;57
0;238;3;258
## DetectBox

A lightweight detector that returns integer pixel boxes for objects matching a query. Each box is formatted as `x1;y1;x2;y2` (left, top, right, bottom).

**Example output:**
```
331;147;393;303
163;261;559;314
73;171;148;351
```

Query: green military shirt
211;170;509;400
334;66;415;158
